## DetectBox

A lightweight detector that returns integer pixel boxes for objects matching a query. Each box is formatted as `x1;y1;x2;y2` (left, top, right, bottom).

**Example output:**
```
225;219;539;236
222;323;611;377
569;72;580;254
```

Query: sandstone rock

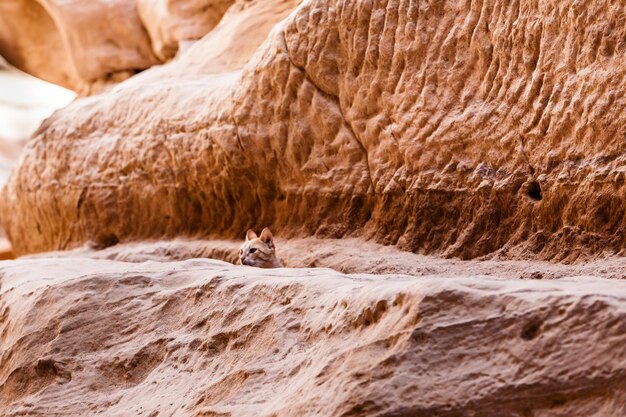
2;2;625;416
0;256;625;416
0;0;160;92
137;0;236;61
0;0;284;92
0;63;74;241
1;0;625;260
34;237;626;280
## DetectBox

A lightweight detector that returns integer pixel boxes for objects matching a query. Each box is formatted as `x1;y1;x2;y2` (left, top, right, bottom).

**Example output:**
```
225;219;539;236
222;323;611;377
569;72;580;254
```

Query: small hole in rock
550;396;567;407
521;320;542;340
527;181;542;201
94;233;120;249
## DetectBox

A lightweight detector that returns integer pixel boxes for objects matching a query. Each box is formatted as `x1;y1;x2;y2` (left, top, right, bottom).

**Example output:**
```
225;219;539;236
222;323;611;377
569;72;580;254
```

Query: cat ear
246;229;258;241
260;228;274;248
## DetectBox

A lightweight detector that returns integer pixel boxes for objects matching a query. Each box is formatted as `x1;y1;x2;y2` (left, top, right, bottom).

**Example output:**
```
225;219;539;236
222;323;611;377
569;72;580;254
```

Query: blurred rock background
0;55;74;253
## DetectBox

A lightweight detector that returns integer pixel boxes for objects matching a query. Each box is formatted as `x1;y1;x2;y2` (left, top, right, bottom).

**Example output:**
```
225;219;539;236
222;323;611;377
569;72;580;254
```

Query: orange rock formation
0;1;626;415
1;0;625;260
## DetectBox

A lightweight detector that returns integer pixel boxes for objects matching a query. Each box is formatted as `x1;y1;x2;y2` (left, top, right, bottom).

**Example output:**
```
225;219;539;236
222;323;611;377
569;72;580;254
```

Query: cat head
239;228;280;268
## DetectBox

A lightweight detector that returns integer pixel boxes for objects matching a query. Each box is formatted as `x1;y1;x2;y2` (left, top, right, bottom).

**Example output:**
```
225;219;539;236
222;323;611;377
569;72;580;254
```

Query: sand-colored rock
0;0;282;92
0;60;74;242
1;255;625;416
0;61;74;241
0;0;160;92
2;0;625;260
2;2;625;416
137;0;236;61
36;237;626;280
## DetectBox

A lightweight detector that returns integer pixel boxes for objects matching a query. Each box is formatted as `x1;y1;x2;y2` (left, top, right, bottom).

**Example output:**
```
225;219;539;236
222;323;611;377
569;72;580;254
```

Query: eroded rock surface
2;2;625;416
1;257;625;416
2;0;625;259
2;0;626;259
34;237;626;280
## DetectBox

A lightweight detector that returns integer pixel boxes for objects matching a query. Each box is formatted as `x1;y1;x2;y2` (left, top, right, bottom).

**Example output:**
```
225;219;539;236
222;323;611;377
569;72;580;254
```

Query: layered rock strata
1;257;625;416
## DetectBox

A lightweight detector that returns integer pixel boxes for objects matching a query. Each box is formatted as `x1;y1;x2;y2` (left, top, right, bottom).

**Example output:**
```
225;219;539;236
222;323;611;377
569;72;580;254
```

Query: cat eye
249;248;257;253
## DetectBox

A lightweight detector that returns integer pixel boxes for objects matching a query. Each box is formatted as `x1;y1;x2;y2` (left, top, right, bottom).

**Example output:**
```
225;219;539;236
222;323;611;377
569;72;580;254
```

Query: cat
238;227;282;268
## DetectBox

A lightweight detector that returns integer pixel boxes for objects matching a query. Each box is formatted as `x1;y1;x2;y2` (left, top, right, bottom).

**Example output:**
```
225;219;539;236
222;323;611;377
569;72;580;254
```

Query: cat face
239;228;281;268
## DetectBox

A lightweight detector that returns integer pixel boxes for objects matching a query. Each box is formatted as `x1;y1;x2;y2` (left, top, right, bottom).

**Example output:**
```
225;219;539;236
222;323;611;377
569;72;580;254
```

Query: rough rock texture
2;0;625;259
1;256;625;416
2;1;626;416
